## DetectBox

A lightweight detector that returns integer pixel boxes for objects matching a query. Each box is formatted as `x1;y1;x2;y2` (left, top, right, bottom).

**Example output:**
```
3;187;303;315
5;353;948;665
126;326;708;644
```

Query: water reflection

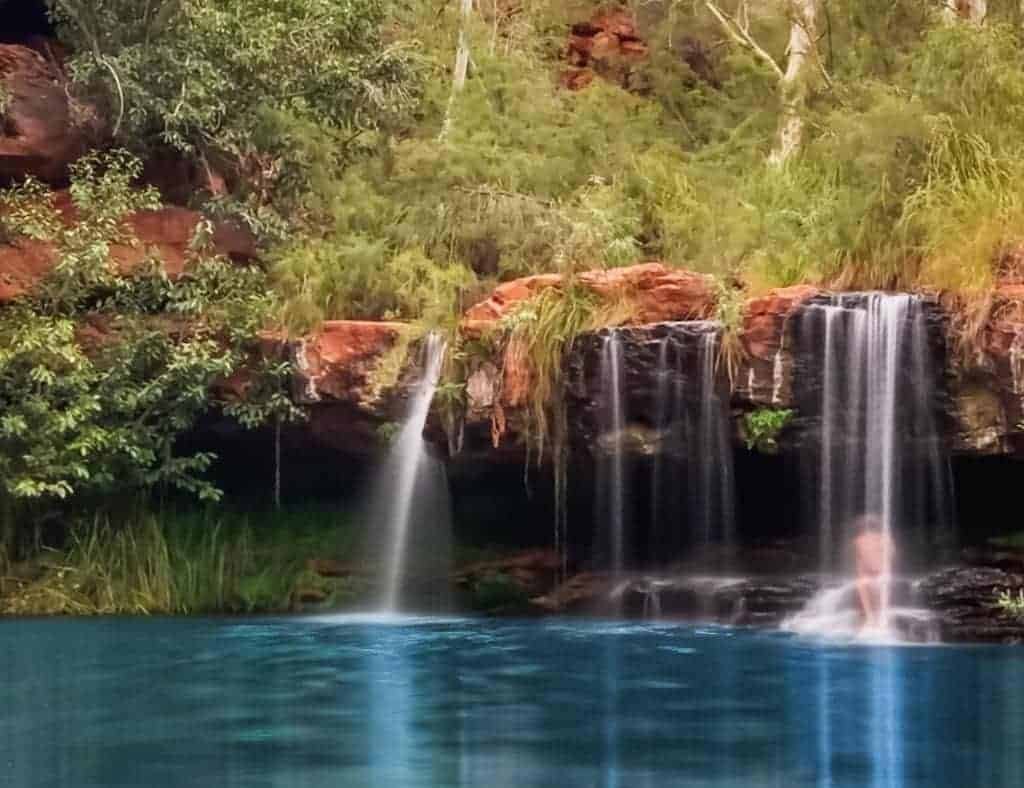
1;618;1023;786
600;630;620;788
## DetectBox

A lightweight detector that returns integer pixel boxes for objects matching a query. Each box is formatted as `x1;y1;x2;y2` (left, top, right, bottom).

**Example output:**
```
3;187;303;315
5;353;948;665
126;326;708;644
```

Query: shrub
0;152;293;505
743;408;794;453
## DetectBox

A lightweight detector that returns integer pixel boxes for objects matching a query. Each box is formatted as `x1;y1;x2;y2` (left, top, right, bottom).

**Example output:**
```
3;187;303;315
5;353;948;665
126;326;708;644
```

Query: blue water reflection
1;617;1022;786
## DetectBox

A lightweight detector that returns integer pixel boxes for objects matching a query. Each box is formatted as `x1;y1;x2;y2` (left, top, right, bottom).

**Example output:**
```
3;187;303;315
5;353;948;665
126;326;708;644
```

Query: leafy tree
47;0;419;223
0;151;297;505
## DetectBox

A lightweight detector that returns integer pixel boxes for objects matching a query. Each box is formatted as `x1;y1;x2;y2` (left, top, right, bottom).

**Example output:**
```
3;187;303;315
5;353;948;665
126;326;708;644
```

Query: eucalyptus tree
704;0;823;165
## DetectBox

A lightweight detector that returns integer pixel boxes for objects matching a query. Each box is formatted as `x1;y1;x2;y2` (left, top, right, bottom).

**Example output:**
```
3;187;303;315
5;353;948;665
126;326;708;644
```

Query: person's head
854;513;883;534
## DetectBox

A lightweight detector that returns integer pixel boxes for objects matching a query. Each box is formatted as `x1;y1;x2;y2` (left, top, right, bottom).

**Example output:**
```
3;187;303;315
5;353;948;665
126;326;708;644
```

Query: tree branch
704;1;784;80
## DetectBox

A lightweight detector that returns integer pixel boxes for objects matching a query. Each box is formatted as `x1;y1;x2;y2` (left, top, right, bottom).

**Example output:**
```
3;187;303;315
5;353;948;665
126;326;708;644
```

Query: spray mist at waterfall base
358;335;453;614
784;293;951;643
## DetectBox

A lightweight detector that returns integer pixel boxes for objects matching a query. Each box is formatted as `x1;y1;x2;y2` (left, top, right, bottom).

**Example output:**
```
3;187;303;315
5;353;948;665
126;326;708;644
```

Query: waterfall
786;293;950;638
695;330;735;550
804;294;948;569
376;333;448;612
650;336;671;555
597;330;627;580
649;323;735;562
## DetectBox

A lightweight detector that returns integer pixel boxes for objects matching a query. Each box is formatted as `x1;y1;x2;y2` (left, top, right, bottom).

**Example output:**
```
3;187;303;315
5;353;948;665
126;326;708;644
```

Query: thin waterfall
597;330;627;579
649;337;671;555
695;330;735;551
590;323;734;581
377;333;448;612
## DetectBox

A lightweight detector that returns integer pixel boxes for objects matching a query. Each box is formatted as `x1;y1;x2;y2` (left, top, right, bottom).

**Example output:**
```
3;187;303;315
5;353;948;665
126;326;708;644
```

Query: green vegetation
500;285;601;458
3;0;1024;611
743;408;794;453
0;506;367;615
996;588;1024;619
26;1;1024;323
48;0;417;232
257;0;1024;323
0;153;292;506
0;152;299;577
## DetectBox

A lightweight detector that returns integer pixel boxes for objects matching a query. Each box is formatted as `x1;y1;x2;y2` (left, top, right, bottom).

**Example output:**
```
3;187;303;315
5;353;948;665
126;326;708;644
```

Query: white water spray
786;294;949;640
379;333;447;612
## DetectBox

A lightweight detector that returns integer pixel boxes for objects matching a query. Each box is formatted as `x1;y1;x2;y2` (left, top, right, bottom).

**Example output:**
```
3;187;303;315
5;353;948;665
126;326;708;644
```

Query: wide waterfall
372;333;450;612
649;323;735;562
786;293;950;638
592;323;734;580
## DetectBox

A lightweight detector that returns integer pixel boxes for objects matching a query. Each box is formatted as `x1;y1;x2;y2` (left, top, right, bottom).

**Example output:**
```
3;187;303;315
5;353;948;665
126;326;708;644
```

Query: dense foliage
261;0;1024;332
37;0;1024;325
4;0;1024;605
0;152;289;508
47;0;418;228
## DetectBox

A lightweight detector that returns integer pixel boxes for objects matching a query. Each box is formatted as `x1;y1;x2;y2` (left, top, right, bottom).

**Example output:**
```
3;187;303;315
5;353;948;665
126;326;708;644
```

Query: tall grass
1;506;362;615
500;284;598;460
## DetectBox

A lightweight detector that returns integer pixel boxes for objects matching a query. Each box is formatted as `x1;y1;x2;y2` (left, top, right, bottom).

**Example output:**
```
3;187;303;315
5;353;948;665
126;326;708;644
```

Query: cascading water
785;293;950;639
649;323;735;563
597;329;627;580
695;330;735;550
373;333;449;612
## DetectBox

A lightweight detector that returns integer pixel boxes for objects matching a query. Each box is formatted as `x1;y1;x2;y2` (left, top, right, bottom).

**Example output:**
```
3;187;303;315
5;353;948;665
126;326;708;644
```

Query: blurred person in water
853;514;894;629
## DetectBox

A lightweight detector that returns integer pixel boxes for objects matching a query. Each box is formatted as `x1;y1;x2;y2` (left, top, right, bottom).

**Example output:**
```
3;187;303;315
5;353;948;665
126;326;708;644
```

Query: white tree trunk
769;0;818;167
439;0;474;141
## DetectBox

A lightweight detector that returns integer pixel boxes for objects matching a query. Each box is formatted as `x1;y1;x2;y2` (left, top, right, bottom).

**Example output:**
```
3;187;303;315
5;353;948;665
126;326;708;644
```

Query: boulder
531;571;616;613
533;571;819;625
945;284;1024;454
454;549;562;613
0;191;258;303
735;284;820;408
291;320;407;405
565;321;726;452
280;321;427;458
0;237;49;302
0;44;96;183
462;271;563;329
562;7;648;91
462;262;715;332
455;264;717;459
919;565;1024;643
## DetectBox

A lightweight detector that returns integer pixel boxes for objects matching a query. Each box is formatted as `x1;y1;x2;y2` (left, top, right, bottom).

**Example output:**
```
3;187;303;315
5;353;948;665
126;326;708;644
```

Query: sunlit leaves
48;0;419;222
0;153;291;503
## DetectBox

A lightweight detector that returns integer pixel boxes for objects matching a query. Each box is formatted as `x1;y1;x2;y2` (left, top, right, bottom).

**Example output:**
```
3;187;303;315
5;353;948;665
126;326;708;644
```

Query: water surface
2;617;1022;786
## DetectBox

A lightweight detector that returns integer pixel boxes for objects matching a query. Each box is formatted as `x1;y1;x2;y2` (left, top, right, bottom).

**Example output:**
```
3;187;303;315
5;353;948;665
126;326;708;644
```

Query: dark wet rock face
534;572;819;627
919;566;1024;643
789;293;951;454
566;322;725;452
453;549;562;614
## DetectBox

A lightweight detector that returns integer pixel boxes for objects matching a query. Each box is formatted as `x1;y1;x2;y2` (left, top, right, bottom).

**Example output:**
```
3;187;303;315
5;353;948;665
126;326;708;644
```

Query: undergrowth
265;8;1024;333
0;506;365;615
498;284;599;459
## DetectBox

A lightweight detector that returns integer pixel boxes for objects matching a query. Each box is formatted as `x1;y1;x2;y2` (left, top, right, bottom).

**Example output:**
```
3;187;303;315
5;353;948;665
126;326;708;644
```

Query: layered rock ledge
259;263;1024;462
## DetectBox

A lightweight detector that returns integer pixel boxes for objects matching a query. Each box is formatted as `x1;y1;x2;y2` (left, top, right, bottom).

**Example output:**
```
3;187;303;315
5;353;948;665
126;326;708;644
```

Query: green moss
470;572;532;614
